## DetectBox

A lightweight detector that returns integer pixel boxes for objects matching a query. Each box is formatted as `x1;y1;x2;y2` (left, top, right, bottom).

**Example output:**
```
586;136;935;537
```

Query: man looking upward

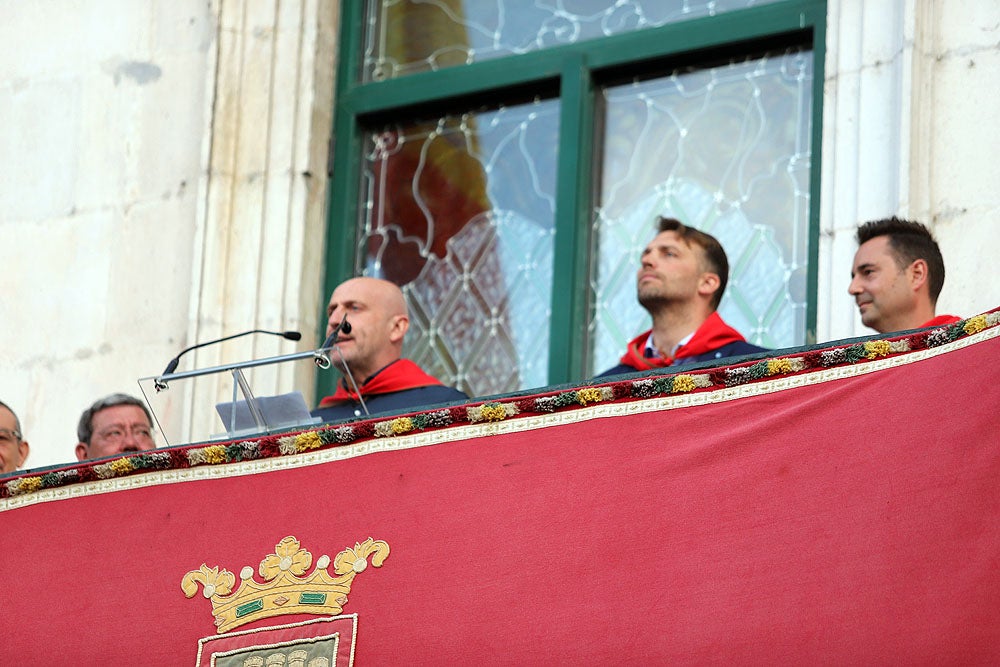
598;217;766;377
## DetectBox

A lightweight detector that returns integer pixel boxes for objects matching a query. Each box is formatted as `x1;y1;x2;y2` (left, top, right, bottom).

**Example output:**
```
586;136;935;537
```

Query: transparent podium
138;348;331;446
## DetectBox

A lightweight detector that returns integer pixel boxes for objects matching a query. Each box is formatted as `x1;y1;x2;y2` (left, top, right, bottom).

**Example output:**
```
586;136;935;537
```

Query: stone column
818;0;914;341
177;0;337;442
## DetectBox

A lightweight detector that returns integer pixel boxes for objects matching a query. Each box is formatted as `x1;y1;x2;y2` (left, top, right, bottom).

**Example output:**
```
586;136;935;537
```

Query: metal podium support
138;347;335;445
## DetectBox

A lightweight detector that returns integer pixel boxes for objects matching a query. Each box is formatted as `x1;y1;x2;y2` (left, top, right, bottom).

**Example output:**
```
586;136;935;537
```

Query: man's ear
389;315;410;344
698;272;721;300
75;442;89;462
908;258;929;292
16;440;29;469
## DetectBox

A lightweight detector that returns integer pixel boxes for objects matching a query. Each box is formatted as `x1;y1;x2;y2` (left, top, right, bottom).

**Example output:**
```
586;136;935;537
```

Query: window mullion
805;14;827;345
315;1;369;402
548;53;596;384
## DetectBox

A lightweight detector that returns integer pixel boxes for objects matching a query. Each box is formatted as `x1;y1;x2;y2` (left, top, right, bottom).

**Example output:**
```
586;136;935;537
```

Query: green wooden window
323;0;825;399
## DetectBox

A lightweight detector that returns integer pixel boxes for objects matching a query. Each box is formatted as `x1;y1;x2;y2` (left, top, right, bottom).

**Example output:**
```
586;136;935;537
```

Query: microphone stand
143;347;333;440
153;349;324;389
313;315;350;369
143;319;370;440
313;315;369;416
331;345;369;417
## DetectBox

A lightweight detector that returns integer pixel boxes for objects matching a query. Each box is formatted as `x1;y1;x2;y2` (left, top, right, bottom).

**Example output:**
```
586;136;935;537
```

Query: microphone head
163;357;180;376
283;330;302;341
341;320;352;335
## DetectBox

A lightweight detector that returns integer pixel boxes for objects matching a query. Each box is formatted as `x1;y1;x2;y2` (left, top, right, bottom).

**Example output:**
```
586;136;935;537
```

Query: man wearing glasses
0;400;30;473
75;393;157;461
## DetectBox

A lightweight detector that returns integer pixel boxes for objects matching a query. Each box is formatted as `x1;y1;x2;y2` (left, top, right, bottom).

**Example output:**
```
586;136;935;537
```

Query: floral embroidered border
4;308;998;501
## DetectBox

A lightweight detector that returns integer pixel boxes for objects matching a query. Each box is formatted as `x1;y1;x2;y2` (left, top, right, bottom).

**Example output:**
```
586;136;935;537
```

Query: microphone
161;329;302;376
314;316;351;369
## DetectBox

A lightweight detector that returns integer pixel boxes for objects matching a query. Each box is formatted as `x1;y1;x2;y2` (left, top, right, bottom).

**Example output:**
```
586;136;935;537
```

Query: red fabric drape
2;333;998;663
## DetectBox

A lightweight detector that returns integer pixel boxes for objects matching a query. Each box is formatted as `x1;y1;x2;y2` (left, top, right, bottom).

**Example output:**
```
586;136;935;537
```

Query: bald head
324;277;411;382
344;277;407;314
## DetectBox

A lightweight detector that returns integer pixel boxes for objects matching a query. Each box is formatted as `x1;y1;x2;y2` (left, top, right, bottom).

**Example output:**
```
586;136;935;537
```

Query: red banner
2;319;999;664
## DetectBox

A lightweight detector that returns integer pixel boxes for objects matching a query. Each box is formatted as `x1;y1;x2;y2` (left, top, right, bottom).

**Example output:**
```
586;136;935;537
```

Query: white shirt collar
644;331;695;359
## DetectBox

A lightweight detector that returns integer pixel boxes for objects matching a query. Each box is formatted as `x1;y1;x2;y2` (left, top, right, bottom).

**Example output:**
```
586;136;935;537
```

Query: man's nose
120;431;140;451
848;276;862;295
327;309;342;332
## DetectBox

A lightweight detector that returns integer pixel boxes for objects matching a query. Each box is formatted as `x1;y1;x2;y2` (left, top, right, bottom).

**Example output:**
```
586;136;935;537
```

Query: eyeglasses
95;425;154;443
0;428;22;444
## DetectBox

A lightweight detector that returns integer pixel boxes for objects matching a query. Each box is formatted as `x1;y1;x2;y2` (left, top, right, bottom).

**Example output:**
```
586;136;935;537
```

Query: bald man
312;277;468;422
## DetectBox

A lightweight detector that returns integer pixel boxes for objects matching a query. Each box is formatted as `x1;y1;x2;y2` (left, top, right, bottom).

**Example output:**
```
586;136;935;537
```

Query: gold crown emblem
182;535;389;633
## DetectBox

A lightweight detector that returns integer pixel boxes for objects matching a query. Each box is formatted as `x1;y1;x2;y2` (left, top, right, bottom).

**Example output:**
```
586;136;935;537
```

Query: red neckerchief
318;359;444;407
920;314;961;328
618;312;747;372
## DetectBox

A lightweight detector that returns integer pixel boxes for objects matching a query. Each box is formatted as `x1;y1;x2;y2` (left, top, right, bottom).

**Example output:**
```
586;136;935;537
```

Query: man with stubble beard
597;217;767;377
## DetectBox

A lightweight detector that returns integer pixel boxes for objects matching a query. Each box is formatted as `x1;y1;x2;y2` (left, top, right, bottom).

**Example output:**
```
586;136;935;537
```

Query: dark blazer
596;340;769;378
311;385;469;423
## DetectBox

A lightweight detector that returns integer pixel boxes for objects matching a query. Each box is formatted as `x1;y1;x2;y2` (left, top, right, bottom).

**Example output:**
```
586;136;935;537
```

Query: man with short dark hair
313;277;468;421
848;217;960;333
598;217;767;377
75;393;156;461
0;400;30;474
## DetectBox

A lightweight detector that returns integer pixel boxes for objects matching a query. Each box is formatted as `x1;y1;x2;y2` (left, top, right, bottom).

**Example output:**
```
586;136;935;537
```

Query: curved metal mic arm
313;315;351;369
163;329;302;376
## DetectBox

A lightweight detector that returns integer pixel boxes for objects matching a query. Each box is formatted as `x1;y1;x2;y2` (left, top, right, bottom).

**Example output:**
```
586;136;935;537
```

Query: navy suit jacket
311;385;469;423
596;340;768;378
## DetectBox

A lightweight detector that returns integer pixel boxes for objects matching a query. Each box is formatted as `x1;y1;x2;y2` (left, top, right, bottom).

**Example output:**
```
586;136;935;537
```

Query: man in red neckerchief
312;277;468;422
597;218;767;378
849;217;961;334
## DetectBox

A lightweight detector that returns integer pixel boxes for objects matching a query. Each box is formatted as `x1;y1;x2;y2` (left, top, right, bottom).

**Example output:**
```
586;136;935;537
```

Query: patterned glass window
364;0;785;81
329;0;823;398
360;101;560;396
591;48;814;373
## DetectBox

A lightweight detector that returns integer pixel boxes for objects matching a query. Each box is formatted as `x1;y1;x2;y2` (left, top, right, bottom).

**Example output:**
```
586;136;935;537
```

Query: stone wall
1;0;335;468
819;0;1000;340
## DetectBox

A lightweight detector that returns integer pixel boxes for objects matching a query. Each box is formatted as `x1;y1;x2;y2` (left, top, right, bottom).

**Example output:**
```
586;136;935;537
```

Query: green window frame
321;0;826;399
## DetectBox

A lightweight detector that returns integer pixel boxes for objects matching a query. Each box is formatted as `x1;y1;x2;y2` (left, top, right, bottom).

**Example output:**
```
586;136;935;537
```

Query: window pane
363;0;785;81
360;100;560;395
591;48;814;374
